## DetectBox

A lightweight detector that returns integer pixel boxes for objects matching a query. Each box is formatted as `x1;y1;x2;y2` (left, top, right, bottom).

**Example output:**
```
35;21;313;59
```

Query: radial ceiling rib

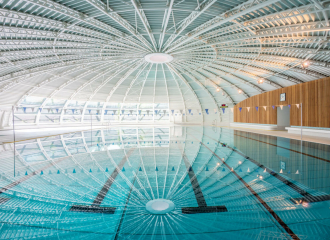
0;57;122;88
49;63;120;100
158;0;174;51
84;0;154;51
122;62;150;103
215;56;303;84
204;64;266;92
175;64;235;105
208;62;283;88
170;24;330;55
178;61;248;101
16;62;110;105
171;36;330;55
69;60;135;100
190;68;250;99
218;54;328;79
166;0;282;53
197;68;252;98
22;0;148;51
105;60;145;102
191;4;330;42
137;64;153;103
167;63;203;121
215;62;285;87
130;0;157;51
0;8;122;44
162;0;217;52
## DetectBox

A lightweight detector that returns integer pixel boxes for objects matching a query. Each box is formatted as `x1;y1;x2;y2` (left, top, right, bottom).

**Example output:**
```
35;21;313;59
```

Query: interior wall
233;77;330;128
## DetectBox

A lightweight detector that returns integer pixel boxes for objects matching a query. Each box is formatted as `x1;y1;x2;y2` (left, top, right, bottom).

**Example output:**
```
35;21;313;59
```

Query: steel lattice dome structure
1;1;330;240
0;0;329;126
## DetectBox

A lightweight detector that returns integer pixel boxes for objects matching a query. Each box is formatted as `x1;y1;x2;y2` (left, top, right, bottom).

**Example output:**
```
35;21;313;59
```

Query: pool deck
224;126;330;145
1;125;330;146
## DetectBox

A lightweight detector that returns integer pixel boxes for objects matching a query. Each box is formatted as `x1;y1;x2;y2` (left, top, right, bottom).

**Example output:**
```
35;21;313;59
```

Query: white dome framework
0;0;329;125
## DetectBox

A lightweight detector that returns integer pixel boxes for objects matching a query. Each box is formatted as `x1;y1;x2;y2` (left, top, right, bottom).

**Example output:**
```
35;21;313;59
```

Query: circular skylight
144;53;174;63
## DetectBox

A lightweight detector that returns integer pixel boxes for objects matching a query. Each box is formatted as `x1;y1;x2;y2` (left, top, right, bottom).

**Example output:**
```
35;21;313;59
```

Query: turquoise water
0;126;329;239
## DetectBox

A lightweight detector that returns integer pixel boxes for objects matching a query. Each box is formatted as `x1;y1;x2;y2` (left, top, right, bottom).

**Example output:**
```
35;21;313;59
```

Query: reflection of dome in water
1;126;328;239
146;199;175;214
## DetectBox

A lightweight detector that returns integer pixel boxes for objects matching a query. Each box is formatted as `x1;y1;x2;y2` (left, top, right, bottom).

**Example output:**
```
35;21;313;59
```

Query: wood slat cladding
234;77;330;127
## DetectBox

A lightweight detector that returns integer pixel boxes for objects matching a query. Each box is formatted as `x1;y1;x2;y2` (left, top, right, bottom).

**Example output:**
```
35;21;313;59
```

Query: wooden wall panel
233;77;330;128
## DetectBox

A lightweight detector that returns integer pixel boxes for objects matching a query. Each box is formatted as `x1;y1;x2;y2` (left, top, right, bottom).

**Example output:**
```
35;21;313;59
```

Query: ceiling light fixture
257;78;264;84
216;87;220;92
302;61;310;69
238;89;242;94
144;53;174;63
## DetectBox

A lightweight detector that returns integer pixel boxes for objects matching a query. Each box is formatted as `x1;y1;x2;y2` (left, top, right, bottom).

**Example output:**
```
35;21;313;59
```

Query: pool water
0;126;329;239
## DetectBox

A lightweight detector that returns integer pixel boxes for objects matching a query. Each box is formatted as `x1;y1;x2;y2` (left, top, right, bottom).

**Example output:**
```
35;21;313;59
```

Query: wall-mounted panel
234;77;330;128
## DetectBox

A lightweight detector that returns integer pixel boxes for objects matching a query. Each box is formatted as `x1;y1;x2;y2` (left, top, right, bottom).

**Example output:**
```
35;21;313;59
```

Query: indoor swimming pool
0;126;329;240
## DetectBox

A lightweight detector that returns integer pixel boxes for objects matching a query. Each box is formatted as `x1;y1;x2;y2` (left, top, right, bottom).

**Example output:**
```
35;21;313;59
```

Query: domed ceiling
0;0;330;111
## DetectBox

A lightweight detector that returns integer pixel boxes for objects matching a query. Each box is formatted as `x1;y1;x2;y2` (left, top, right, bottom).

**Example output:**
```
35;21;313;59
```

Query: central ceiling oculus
144;53;173;63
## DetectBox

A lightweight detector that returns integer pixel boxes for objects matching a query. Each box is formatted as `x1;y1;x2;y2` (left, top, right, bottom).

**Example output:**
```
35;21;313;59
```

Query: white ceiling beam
23;0;148;51
171;21;330;54
310;0;329;26
162;0;217;51
0;26;142;50
130;0;158;51
138;64;153;103
202;65;264;93
84;0;154;51
180;61;250;99
215;56;303;84
175;64;234;105
103;60;145;102
158;0;174;51
69;60;135;100
121;62;149;103
166;0;282;52
0;56;125;88
15;62;110;106
200;4;330;40
217;53;328;79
